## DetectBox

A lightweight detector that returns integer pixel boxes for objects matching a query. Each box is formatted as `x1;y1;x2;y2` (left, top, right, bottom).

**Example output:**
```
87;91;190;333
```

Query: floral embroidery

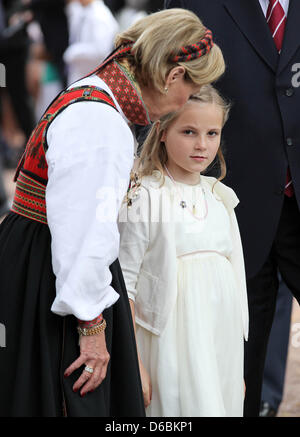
97;59;151;126
125;172;142;208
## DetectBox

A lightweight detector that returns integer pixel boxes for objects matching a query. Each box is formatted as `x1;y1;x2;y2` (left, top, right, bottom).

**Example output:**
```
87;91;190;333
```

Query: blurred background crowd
0;0;163;217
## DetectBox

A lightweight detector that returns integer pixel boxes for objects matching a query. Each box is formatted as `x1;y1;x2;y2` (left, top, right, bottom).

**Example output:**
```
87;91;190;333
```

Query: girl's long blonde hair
137;84;230;184
115;9;225;93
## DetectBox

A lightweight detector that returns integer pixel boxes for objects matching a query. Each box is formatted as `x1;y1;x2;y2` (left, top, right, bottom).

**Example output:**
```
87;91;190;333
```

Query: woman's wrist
77;314;106;336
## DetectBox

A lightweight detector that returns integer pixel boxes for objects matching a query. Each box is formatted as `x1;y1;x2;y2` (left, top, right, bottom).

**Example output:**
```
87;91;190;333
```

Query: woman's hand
139;360;152;408
64;332;110;397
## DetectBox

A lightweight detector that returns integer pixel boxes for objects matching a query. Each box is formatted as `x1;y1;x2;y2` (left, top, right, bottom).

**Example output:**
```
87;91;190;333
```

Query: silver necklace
164;165;208;221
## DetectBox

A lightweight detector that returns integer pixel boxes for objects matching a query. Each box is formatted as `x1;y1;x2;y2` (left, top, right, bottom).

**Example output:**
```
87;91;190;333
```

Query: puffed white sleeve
118;186;150;302
228;210;249;341
45;101;134;320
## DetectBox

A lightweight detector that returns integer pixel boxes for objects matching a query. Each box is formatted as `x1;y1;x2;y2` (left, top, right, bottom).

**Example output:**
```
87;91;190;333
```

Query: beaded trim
78;314;103;329
11;171;47;224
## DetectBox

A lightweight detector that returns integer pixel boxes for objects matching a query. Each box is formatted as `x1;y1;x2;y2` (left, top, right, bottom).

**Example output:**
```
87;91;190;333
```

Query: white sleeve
118;186;150;302
46;100;134;320
228;211;249;341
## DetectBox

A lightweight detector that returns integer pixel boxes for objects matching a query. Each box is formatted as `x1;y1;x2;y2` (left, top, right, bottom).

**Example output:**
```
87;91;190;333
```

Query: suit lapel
278;0;300;74
223;0;278;72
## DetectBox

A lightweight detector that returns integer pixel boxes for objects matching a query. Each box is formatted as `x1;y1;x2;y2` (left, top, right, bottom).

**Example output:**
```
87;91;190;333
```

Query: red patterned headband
172;28;214;63
94;30;214;76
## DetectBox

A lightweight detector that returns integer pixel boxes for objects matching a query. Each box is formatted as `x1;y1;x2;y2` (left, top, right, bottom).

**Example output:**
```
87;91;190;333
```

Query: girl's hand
64;332;110;397
139;360;152;408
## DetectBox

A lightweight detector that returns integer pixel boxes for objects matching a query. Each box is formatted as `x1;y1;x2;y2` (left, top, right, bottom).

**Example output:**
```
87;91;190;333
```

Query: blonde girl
118;85;248;417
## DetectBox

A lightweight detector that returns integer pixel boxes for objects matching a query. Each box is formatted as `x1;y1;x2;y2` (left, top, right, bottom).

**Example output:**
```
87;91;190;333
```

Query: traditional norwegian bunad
0;45;150;416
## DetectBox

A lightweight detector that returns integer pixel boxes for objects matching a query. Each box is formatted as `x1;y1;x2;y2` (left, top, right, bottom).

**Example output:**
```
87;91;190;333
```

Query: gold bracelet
77;319;106;336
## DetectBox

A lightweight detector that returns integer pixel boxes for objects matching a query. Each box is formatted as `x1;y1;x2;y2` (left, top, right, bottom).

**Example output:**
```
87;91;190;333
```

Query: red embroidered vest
11;87;117;225
11;50;150;225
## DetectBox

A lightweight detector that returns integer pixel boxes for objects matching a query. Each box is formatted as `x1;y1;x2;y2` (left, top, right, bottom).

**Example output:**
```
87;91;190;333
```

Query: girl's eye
183;129;195;135
208;130;219;136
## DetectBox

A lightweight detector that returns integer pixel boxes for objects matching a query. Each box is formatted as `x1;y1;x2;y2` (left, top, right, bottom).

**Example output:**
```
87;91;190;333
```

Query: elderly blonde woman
0;9;225;416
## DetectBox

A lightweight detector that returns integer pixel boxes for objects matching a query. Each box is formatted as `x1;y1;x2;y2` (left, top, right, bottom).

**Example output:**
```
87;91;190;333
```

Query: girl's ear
156;120;166;142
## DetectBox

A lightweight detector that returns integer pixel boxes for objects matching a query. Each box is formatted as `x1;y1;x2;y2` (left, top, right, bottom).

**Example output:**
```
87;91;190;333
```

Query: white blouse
46;75;135;320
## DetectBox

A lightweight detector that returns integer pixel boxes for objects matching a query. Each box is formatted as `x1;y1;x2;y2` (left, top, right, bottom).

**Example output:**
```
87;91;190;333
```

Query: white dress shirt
46;75;135;320
63;0;119;85
258;0;289;17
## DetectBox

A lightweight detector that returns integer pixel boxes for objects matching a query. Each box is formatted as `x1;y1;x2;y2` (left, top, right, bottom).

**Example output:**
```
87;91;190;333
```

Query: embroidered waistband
11;170;47;225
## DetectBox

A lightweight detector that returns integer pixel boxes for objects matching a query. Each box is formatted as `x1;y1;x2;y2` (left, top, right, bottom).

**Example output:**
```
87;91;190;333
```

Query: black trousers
244;195;300;417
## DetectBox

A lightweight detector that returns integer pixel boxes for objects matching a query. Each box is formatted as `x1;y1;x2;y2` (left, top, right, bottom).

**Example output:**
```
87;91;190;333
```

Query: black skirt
0;212;145;417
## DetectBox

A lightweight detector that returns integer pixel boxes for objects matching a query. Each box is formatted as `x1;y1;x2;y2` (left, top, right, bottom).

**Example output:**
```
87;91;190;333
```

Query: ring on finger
84;365;94;374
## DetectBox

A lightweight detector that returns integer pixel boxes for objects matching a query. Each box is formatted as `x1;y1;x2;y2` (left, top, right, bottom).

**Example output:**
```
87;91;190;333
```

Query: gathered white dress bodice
173;180;233;258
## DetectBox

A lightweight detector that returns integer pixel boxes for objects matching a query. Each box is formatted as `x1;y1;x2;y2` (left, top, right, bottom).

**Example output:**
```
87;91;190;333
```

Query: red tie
266;0;294;197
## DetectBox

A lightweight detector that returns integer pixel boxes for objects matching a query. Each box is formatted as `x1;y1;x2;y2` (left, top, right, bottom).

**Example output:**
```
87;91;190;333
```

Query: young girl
118;85;249;417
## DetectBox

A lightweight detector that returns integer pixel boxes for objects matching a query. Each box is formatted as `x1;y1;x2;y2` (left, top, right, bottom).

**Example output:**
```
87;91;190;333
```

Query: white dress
135;179;245;417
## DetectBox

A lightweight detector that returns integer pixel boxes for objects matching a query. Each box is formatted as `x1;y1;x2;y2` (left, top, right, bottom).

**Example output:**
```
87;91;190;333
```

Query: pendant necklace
164;165;208;221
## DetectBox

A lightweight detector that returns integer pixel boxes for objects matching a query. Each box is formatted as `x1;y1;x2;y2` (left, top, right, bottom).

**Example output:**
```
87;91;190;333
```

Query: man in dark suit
165;0;300;417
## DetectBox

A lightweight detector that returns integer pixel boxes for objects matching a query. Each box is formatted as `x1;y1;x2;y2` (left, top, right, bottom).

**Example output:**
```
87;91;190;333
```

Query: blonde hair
138;84;230;184
115;9;225;93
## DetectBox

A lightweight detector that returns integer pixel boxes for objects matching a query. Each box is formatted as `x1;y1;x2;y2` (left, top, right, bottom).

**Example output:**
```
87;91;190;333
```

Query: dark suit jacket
166;0;300;279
